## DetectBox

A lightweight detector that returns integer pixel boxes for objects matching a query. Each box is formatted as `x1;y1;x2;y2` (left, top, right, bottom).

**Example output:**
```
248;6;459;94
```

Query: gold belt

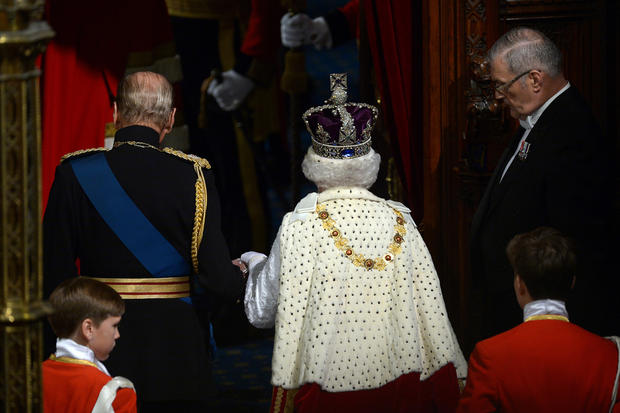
88;276;190;299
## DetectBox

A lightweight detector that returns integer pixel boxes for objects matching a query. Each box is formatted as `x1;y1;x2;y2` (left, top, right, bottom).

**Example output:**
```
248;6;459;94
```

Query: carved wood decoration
445;0;611;354
0;2;54;412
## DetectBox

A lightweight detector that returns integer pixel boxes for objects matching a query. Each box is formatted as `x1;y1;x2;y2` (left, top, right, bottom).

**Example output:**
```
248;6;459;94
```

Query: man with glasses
470;27;615;342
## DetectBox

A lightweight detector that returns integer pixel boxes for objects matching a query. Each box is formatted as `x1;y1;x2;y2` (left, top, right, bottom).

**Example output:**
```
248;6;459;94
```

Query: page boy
43;277;137;413
458;227;619;412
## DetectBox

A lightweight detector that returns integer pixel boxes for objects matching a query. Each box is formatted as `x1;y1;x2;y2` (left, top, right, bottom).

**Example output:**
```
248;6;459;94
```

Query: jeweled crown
302;73;378;159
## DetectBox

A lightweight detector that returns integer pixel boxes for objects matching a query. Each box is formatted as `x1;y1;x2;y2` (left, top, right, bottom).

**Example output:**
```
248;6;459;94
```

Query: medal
517;141;530;161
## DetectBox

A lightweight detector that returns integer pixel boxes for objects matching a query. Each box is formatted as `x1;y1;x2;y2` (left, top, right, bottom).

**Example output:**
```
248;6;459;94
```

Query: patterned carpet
205;335;275;412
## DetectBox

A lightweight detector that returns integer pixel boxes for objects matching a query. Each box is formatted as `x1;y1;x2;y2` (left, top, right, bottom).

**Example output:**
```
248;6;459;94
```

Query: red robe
240;0;282;64
271;363;460;413
43;358;137;413
457;320;620;413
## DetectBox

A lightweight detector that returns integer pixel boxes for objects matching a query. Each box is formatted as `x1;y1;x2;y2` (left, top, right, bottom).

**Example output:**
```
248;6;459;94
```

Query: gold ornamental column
0;1;54;412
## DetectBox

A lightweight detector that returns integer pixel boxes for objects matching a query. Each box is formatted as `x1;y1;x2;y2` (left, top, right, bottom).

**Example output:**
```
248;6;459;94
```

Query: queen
241;73;467;413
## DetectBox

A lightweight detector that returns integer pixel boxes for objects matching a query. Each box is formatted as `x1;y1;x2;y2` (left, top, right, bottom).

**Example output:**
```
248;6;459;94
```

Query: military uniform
43;125;245;407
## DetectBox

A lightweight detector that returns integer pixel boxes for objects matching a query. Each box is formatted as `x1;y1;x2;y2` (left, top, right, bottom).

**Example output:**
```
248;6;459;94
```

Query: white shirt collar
55;338;111;376
523;299;569;322
519;82;570;130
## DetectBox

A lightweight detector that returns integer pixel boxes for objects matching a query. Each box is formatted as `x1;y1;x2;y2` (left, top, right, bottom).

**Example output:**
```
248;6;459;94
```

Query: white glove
241;251;267;266
206;69;254;111
308;16;332;50
281;13;332;50
240;251;268;275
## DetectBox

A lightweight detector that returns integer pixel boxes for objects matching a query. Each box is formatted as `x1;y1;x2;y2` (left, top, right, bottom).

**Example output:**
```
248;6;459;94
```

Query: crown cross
329;73;348;105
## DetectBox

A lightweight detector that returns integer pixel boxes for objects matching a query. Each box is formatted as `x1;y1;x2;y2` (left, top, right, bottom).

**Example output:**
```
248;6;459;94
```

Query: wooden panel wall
422;0;618;355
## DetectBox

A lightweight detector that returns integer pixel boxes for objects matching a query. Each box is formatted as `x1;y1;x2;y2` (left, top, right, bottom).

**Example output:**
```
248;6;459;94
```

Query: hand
206;69;254;111
281;13;332;50
307;16;332;50
232;258;248;277
281;12;312;48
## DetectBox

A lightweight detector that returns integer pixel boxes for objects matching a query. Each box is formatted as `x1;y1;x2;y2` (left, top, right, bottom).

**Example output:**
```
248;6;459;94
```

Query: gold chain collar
113;140;160;150
316;203;407;270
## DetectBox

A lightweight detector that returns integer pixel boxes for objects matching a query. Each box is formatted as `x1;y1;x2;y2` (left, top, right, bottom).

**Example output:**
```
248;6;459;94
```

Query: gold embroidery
316;203;407;271
112;141;210;273
191;163;207;274
60;148;107;163
272;386;285;413
113;141;212;170
283;388;298;413
113;140;159;150
524;314;569;322
49;355;98;368
88;276;190;299
163;147;211;169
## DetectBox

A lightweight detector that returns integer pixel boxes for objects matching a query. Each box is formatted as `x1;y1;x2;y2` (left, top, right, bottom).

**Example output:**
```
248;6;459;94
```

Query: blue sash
70;153;190;277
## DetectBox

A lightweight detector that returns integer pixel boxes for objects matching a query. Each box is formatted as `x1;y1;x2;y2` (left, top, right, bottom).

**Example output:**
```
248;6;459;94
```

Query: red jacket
458;320;620;413
43;358;137;413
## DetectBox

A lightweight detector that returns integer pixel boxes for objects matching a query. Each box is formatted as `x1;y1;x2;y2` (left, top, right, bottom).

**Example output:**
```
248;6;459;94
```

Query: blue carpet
206;336;274;412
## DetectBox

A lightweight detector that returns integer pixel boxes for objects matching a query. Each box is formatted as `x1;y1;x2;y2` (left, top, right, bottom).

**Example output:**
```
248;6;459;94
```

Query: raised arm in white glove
241;245;280;328
280;13;333;50
206;69;254;112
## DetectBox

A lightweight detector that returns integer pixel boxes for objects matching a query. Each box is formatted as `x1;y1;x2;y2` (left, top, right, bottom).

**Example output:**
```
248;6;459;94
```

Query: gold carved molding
0;1;54;412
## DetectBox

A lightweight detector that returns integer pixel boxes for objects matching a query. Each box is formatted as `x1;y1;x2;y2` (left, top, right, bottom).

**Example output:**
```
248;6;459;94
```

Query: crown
302;73;378;159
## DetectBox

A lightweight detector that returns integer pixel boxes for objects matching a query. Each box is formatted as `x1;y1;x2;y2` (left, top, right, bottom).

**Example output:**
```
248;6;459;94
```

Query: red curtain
363;0;423;221
41;0;175;212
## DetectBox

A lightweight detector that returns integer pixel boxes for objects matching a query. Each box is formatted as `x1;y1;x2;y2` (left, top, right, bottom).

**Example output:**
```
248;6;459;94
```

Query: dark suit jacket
457;320;620;413
43;125;245;403
470;86;615;337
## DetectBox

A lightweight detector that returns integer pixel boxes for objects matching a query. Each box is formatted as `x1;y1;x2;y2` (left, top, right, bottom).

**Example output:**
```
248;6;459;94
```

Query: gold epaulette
162;147;211;169
60;148;107;163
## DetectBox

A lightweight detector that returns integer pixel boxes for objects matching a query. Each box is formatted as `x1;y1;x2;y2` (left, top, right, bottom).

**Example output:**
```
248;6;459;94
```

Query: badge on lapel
517;141;531;161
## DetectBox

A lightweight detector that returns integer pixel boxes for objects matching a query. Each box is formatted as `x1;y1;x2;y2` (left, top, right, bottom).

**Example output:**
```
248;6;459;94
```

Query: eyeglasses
493;70;533;95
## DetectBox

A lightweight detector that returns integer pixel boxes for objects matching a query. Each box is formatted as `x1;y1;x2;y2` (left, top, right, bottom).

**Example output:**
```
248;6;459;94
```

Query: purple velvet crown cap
302;73;378;159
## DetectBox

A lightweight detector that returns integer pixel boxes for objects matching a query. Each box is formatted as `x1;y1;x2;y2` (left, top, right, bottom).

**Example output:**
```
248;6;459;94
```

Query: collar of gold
316;203;406;270
524;314;569;323
113;140;160;151
49;354;98;368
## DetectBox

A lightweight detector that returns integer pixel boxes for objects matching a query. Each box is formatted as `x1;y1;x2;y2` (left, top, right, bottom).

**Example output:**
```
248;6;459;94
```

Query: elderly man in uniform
43;71;246;412
470;27;615;340
241;74;467;413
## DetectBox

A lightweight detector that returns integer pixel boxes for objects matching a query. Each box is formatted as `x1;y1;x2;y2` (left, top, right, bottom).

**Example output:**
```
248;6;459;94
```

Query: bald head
115;71;175;132
487;27;563;78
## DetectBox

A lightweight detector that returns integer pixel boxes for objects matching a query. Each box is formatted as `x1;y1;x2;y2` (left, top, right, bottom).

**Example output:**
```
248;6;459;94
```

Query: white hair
487;27;563;77
302;147;381;191
116;71;174;130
